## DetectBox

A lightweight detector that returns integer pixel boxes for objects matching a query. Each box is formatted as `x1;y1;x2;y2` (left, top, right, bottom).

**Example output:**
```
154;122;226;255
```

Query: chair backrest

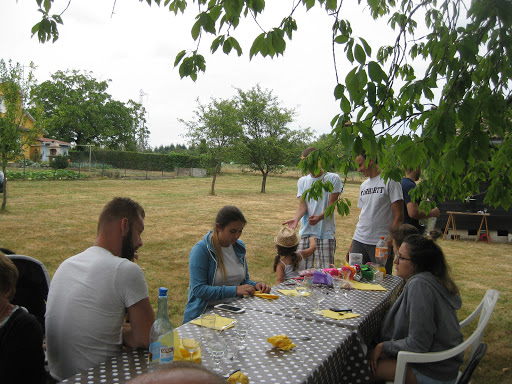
455;343;487;384
393;289;499;384
6;254;51;331
459;289;499;361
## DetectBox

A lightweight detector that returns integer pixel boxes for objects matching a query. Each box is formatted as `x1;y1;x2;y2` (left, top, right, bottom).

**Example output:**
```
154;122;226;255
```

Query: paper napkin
320;310;360;320
254;291;279;299
277;289;310;297
190;314;236;330
351;281;387;291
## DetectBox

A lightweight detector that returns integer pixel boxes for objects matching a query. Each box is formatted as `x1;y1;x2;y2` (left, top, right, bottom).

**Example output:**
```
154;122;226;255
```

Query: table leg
443;214;453;240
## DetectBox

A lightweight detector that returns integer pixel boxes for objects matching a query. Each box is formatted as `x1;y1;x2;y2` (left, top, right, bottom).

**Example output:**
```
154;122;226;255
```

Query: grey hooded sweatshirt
380;272;463;380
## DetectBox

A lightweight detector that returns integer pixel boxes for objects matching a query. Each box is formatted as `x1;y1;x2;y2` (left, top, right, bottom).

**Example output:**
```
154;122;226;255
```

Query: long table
59;275;404;384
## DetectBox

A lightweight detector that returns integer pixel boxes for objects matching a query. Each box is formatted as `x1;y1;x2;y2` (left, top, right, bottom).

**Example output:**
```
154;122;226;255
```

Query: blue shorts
412;369;457;384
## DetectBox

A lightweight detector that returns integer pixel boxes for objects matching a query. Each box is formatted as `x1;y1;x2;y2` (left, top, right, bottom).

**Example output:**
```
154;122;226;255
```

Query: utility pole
76;144;94;171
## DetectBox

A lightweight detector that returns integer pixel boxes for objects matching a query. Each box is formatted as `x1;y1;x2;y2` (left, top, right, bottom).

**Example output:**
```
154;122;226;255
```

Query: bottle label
159;346;174;364
375;247;388;260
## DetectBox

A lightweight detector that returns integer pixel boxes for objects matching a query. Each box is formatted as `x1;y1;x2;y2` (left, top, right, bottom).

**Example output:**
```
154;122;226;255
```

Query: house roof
36;137;72;146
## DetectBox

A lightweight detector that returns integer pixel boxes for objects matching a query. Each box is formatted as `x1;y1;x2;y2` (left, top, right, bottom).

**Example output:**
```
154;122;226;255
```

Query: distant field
1;174;510;383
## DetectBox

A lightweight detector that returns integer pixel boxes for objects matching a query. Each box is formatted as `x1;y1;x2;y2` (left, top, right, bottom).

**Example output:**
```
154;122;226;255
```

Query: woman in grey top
370;235;463;384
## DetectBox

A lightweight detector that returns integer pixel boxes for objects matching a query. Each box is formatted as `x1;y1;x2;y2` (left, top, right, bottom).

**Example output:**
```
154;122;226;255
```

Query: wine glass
208;339;226;373
234;320;251;351
311;289;326;315
180;329;201;362
332;277;343;297
296;279;310;306
200;314;217;350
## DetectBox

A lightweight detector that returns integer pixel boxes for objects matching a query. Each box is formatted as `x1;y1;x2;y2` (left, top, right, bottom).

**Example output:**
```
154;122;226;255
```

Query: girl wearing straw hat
273;227;316;284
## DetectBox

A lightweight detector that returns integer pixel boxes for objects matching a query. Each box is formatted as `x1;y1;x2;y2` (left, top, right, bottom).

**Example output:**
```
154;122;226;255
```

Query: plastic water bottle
375;236;388;277
149;287;174;368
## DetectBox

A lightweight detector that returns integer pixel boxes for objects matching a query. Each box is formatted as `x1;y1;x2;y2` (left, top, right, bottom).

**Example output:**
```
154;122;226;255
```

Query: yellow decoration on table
172;330;202;362
320;310;360;320
277;289;309;297
189;314;236;330
227;371;250;384
254;291;279;299
267;335;297;351
351;281;387;291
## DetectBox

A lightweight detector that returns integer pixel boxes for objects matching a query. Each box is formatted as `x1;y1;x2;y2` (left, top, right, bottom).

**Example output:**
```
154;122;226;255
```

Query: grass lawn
1;174;510;383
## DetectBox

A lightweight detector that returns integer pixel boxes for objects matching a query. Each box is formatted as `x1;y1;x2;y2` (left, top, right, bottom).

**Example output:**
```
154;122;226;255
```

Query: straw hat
274;227;300;247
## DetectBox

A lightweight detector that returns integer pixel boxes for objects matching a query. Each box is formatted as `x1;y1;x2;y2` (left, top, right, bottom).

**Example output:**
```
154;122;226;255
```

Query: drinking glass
234;320;251;351
296;279;310;306
200;314;217;349
332;277;343;297
208;339;226;373
311;289;326;314
180;329;201;362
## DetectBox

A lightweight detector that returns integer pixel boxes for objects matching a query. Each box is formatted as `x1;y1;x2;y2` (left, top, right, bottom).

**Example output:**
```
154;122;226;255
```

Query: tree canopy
234;84;310;193
29;69;147;151
182;97;242;195
0;59;38;211
31;0;512;210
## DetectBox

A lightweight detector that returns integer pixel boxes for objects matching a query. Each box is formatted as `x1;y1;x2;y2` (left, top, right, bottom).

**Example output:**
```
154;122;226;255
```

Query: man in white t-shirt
283;147;343;269
46;197;155;381
348;151;404;274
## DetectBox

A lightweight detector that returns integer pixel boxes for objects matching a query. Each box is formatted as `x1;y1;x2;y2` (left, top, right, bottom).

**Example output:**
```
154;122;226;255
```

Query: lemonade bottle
375;236;388;277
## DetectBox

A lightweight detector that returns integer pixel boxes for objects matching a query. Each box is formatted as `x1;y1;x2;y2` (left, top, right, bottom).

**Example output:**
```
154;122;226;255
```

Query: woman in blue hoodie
370;235;463;384
183;206;271;323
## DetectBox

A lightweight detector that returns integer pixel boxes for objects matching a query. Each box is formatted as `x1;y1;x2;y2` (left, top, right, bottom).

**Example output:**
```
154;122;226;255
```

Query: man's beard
121;227;136;261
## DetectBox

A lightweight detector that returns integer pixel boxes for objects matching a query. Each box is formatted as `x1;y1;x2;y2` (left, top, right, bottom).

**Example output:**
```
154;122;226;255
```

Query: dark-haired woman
370;235;463;384
0;254;46;384
183;206;271;323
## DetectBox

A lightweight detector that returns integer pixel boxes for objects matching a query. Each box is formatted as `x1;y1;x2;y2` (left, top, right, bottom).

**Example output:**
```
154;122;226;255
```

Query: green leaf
334;35;349;44
354;44;366;65
174;50;187;67
368;61;387;83
341;95;351;113
250;33;265;59
360;37;372;56
454;157;465;174
334;84;344;100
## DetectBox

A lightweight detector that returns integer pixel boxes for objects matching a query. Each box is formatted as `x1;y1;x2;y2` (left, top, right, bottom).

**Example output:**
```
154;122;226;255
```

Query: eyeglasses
396;252;412;262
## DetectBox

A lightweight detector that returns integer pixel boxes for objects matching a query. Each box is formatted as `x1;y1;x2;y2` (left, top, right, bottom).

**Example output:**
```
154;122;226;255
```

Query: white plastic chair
392;289;499;384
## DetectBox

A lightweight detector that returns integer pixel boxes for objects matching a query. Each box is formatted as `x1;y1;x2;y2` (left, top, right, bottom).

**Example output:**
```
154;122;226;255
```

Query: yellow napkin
267;335;296;351
228;371;249;384
190;314;236;330
351;281;387;291
172;330;202;362
254;291;279;299
320;309;360;320
277;289;310;297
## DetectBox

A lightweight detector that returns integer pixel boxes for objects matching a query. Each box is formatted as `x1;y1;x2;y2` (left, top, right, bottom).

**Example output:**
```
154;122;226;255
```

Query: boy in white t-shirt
283;147;343;269
348;151;404;274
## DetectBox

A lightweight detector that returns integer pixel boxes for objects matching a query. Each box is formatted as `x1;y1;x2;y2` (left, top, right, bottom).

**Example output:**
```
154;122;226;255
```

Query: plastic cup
349;252;363;266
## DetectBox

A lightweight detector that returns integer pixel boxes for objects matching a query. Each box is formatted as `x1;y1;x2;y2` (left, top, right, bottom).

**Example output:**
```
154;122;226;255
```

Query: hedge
69;150;207;171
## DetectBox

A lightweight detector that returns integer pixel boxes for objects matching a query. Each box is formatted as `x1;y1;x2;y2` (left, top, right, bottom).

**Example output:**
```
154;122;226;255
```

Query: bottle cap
380;236;385;240
158;287;168;296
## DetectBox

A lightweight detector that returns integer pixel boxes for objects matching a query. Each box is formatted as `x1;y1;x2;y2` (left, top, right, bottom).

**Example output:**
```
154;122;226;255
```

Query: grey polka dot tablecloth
58;275;404;384
59;310;370;384
59;348;148;383
237;274;404;344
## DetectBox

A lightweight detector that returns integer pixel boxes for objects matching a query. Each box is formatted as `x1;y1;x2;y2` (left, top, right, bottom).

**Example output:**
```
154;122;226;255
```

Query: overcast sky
2;0;394;148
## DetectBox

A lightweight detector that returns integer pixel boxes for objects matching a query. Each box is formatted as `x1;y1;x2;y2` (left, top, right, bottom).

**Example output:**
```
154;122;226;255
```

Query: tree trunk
210;171;217;195
260;171;268;193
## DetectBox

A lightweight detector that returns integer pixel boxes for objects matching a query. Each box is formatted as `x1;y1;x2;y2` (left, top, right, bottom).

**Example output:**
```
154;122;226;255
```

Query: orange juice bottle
375;236;388;277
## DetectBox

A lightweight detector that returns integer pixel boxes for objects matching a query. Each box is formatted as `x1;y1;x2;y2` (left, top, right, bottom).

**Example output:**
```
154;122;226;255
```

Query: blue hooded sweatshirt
182;231;257;324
